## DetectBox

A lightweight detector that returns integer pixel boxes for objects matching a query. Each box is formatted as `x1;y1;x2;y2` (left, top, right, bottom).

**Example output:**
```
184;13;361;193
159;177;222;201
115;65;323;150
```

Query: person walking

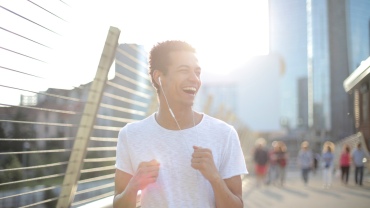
266;141;278;185
352;143;366;186
297;141;313;186
321;144;335;188
253;138;269;187
275;141;288;186
339;144;351;185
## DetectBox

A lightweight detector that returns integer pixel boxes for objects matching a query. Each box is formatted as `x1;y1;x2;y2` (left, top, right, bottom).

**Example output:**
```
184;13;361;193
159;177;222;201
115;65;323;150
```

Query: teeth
183;87;196;92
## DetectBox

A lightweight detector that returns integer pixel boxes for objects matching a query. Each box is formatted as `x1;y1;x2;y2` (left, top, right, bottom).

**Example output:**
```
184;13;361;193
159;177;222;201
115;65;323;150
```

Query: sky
0;0;269;105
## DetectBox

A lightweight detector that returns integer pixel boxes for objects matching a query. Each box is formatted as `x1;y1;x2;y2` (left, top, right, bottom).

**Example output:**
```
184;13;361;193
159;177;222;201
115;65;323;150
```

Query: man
113;40;247;207
352;143;366;186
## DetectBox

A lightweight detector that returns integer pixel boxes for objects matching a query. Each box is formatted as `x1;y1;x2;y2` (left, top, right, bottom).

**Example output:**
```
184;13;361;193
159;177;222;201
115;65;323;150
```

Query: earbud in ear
158;77;162;86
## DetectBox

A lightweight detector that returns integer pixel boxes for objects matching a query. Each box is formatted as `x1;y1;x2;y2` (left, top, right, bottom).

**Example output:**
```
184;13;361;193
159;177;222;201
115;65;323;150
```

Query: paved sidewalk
242;168;370;208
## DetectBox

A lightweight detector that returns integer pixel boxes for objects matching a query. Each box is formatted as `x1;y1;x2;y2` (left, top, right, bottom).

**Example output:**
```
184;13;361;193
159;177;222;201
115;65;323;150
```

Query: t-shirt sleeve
115;126;134;175
219;127;248;179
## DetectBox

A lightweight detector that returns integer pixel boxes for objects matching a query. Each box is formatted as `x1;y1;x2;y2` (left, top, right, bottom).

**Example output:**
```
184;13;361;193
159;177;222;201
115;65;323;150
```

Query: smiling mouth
183;87;197;95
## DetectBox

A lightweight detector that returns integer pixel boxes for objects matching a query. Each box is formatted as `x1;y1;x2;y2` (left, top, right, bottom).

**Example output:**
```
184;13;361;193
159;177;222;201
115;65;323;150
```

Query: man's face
160;51;201;107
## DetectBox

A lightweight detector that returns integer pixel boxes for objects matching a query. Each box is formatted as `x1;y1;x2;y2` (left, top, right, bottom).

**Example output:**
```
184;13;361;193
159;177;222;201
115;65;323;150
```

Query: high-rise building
347;0;370;71
269;0;369;141
269;0;308;129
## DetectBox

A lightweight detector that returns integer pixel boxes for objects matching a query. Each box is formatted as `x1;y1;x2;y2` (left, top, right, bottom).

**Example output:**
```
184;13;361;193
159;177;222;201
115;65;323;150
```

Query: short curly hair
149;40;196;93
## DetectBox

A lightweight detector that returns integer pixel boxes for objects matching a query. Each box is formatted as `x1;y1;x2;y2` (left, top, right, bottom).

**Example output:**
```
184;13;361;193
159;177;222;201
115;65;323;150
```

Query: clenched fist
131;159;160;191
191;146;221;182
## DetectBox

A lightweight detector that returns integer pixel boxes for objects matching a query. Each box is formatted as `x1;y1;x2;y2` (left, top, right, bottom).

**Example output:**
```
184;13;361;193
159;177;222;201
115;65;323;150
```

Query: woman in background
340;145;351;185
321;143;335;189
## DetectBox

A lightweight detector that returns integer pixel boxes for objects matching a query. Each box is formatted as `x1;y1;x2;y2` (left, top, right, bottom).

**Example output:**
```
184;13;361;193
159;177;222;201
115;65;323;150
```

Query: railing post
56;26;120;208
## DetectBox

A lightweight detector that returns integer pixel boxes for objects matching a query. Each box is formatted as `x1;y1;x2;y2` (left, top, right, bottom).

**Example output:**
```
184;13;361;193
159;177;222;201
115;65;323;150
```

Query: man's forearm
210;177;243;208
113;183;138;208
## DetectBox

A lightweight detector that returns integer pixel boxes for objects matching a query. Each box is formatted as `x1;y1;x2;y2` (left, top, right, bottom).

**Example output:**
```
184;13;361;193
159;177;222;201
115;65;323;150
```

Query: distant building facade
269;0;370;141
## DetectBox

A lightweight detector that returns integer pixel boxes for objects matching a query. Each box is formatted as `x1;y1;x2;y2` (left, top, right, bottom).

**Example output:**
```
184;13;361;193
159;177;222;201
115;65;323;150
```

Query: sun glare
1;0;269;105
99;0;270;75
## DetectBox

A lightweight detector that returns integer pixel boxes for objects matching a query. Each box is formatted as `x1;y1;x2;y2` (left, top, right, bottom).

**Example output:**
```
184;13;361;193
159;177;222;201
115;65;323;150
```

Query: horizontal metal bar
19;197;58;208
93;125;123;131
0;84;82;102
71;191;114;207
116;47;148;69
0;102;79;115
0;161;68;172
86;147;116;151
0;26;51;48
60;0;70;7
75;182;114;196
115;71;153;90
0;65;86;91
115;59;150;81
0;46;46;63
0;65;43;78
0;119;76;127
0;185;57;200
0;137;74;141
27;0;68;22
0;149;71;155
128;44;148;58
96;114;135;124
77;174;115;185
103;92;148;107
89;137;117;142
83;157;116;163
80;165;115;173
0;173;64;186
99;103;146;116
0;5;61;35
107;81;151;99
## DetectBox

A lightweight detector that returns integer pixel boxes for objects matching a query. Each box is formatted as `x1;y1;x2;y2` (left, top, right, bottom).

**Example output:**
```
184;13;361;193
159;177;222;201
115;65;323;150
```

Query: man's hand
130;159;160;191
191;146;220;182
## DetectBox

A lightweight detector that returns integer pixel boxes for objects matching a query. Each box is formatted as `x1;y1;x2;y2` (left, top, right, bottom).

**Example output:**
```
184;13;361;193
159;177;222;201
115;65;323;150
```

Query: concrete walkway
242;168;370;208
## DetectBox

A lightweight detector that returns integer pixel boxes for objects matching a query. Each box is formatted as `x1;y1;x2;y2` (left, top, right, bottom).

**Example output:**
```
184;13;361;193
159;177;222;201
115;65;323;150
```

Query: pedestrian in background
253;138;269;187
266;141;278;186
275;141;288;186
297;141;313;186
321;142;335;189
352;143;366;186
312;151;321;175
340;144;351;185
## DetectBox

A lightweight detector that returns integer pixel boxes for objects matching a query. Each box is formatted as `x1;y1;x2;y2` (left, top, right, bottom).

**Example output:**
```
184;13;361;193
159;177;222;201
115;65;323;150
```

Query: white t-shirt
115;113;248;208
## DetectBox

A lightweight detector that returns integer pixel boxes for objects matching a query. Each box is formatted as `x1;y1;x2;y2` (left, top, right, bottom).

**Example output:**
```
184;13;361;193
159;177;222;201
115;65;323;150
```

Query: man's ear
153;70;162;86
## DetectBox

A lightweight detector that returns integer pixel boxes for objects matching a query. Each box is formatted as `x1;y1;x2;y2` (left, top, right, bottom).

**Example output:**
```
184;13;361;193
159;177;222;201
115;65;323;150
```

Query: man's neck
156;106;196;130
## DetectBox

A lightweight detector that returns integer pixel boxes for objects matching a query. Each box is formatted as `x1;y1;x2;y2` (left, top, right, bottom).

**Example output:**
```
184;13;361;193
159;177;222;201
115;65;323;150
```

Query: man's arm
113;169;138;208
191;146;243;208
210;175;243;208
113;160;160;208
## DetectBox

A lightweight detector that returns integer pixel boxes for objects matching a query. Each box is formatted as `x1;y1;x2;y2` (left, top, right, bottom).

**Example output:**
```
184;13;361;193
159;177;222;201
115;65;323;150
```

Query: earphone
158;76;176;119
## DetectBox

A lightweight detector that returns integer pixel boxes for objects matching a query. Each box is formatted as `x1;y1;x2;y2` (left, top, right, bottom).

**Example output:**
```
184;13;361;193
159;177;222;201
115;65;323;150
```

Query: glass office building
269;0;308;129
269;0;369;140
